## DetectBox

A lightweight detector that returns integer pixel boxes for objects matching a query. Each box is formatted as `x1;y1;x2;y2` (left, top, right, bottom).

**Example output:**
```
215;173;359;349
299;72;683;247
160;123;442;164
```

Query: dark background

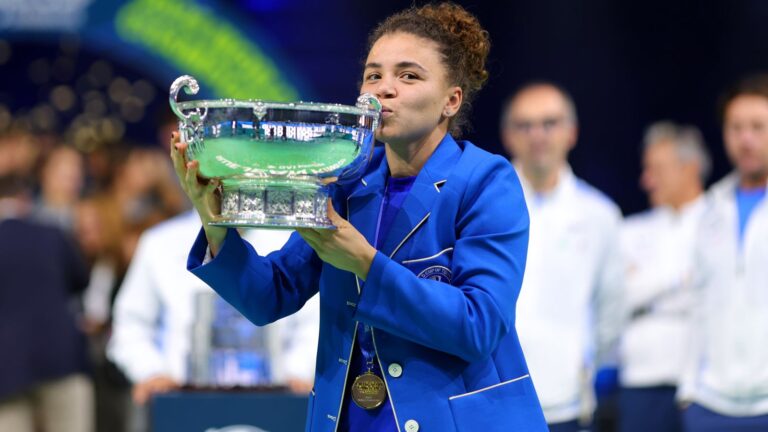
3;0;768;215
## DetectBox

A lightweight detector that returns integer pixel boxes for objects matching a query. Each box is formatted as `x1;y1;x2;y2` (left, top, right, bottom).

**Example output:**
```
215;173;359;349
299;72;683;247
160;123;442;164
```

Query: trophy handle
170;75;207;122
356;93;382;130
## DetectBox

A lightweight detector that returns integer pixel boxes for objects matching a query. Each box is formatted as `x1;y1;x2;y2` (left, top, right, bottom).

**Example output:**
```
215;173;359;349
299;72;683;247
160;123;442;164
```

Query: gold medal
351;371;387;409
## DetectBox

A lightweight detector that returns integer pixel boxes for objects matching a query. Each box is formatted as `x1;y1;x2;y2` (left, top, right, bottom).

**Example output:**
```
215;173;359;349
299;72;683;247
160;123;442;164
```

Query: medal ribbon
356;179;389;374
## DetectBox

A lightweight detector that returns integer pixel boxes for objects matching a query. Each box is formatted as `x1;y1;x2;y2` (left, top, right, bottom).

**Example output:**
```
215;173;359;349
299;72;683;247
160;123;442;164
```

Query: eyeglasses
506;116;569;134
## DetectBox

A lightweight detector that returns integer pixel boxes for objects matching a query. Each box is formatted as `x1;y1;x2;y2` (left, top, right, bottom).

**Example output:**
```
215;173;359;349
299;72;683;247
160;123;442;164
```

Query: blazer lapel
378;134;461;260
346;150;389;247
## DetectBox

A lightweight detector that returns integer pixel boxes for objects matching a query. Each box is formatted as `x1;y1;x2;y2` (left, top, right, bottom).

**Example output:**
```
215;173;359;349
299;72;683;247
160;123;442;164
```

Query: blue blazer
189;134;547;431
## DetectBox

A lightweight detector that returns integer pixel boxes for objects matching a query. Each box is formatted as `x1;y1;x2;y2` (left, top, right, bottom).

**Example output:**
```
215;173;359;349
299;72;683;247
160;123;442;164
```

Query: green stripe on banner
115;0;298;101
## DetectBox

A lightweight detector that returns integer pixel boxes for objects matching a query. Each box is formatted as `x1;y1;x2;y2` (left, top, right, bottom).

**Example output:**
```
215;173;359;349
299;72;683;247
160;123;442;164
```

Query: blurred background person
111;146;187;229
501;82;624;432
108;210;319;432
678;74;768;432
0;172;93;432
75;193;135;432
0;129;41;184
618;121;710;432
76;140;187;329
76;194;130;335
33;144;86;232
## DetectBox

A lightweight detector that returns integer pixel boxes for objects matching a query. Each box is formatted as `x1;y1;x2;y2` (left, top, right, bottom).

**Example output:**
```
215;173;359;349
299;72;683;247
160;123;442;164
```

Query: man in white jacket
678;74;768;432
501;82;624;432
108;211;319;428
619;121;709;432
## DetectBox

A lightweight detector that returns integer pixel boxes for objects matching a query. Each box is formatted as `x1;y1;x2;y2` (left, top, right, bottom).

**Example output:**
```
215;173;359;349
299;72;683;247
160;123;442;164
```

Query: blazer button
388;363;403;378
404;419;419;432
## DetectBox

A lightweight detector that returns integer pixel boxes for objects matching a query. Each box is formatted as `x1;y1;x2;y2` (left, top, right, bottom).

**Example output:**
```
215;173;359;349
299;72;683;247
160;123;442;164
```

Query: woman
171;3;547;431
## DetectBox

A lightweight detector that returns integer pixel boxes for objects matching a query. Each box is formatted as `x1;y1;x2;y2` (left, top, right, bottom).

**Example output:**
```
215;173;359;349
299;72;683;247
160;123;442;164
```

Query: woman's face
361;32;461;147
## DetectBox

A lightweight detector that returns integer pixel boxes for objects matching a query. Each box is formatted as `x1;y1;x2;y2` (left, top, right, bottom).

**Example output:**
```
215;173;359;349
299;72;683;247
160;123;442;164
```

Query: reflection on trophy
169;75;381;228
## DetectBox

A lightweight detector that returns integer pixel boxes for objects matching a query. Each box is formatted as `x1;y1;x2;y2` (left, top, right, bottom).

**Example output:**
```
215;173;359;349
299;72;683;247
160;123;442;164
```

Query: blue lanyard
372;181;388;253
357;180;389;372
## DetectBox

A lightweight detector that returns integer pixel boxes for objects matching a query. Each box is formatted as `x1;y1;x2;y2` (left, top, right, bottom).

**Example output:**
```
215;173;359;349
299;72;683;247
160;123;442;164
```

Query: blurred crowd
1;71;767;432
0;114;320;432
0;119;188;431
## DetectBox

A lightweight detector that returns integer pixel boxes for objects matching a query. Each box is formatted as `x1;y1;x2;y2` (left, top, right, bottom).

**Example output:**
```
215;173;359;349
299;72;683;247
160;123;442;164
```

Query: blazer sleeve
188;228;322;326
354;157;530;363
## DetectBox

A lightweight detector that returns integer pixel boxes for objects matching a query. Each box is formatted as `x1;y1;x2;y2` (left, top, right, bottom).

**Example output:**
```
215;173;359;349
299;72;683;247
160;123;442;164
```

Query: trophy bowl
170;75;381;229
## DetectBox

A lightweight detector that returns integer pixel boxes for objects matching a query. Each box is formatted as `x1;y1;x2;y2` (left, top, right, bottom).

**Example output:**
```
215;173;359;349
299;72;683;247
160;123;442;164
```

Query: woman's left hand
297;200;377;280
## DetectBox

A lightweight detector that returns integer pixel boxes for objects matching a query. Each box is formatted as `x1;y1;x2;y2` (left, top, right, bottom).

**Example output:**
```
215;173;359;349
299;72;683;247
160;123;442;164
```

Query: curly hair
367;2;491;137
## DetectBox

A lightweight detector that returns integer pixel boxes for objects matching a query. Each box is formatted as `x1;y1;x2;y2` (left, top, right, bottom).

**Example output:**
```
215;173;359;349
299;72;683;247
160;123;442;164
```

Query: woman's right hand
170;131;227;255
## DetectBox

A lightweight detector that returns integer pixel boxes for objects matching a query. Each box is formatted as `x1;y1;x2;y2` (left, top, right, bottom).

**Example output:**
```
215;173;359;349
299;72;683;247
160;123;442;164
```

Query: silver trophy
170;75;381;228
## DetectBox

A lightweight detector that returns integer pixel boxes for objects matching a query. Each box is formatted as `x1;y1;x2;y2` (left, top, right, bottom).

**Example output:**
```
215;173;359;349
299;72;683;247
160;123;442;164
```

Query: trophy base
214;181;333;229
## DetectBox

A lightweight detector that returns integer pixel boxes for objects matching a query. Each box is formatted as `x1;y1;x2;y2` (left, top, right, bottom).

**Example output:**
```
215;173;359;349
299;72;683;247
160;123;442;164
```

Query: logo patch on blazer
418;265;452;283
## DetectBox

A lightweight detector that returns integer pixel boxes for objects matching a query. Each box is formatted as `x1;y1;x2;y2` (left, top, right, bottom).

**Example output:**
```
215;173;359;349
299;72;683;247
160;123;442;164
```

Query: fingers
298;228;335;260
170;132;188;181
297;228;320;248
184;159;203;195
170;130;180;143
169;131;182;157
171;132;211;197
326;198;346;227
204;177;220;196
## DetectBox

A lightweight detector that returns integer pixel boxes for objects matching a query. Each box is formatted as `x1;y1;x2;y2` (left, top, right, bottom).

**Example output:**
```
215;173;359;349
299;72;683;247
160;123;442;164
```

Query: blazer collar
347;134;462;259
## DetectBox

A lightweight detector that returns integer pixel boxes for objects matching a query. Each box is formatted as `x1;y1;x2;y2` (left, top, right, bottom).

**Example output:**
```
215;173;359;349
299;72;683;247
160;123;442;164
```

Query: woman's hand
297;200;377;280
169;131;227;255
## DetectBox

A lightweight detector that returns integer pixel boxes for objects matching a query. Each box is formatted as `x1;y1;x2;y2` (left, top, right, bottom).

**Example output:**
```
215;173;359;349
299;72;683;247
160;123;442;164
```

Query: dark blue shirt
339;175;416;432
